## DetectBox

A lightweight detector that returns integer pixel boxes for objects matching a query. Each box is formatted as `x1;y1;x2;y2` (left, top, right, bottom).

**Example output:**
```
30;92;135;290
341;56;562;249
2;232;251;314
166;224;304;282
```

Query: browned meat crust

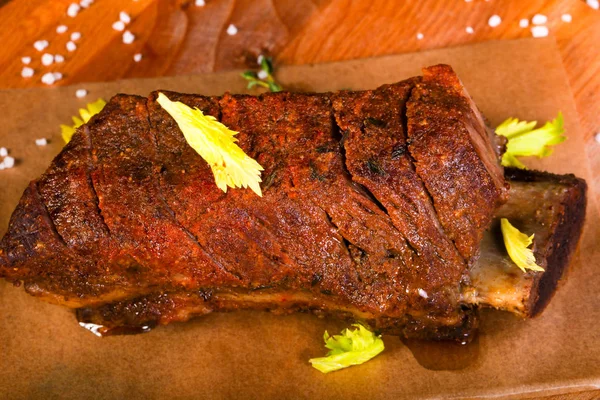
406;65;509;264
2;65;582;341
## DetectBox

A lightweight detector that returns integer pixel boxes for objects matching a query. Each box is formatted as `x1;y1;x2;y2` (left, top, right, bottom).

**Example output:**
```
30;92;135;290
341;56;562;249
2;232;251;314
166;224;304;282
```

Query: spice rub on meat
1;65;583;341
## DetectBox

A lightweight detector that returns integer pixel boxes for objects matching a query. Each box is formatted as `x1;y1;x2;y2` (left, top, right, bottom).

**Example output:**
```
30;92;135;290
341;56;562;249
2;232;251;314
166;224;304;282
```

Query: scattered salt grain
418;289;429;299
416;32;424;40
55;54;65;63
21;67;34;78
3;156;15;169
531;25;549;38
67;3;81;18
0;162;5;170
76;89;88;98
561;14;572;23
41;72;56;85
70;32;81;41
488;15;502;28
226;24;238;36
532;14;548;25
80;0;94;8
257;70;268;80
21;56;31;65
34;40;49;52
0;147;7;157
519;18;529;28
53;72;63;81
66;41;77;52
122;30;135;44
587;0;599;10
56;25;68;34
41;53;54;66
119;11;131;24
112;21;125;31
133;53;142;62
257;54;264;65
466;26;474;34
35;138;48;146
195;0;206;6
595;132;600;144
465;0;472;2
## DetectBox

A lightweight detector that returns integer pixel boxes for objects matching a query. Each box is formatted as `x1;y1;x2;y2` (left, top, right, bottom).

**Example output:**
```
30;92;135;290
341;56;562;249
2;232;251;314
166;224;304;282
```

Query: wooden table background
0;0;598;399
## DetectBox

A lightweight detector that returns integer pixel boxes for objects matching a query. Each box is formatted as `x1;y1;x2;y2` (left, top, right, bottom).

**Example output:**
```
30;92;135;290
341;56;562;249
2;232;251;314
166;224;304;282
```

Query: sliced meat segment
406;65;508;263
332;81;467;300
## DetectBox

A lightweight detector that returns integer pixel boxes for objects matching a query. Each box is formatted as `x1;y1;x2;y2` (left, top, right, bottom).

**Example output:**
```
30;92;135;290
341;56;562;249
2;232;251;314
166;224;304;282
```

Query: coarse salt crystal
70;32;81;41
76;89;88;98
133;53;142;62
34;40;49;52
416;32;424;40
465;0;472;2
122;30;135;44
466;26;474;34
112;21;125;31
53;72;63;81
595;132;600;144
532;14;548;25
55;54;65;63
21;56;31;65
0;162;5;170
257;70;268;80
56;25;68;34
587;0;599;10
3;156;15;169
488;15;502;28
41;53;54;66
196;0;206;6
418;289;428;299
0;147;7;157
561;14;572;23
226;24;238;36
21;67;34;78
519;18;529;28
531;25;549;38
41;72;56;85
35;138;48;146
80;0;94;8
119;11;131;24
66;41;77;52
257;55;264;65
67;3;81;17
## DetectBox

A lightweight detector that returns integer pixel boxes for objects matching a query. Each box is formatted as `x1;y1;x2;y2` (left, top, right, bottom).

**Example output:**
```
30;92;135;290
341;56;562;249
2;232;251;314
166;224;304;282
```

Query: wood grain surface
0;1;598;399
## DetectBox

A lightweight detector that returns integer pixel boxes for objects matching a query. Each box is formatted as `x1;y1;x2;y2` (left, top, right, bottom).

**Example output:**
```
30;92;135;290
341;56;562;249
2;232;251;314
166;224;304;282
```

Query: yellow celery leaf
61;98;107;143
495;117;537;139
500;218;544;273
309;324;384;373
496;113;566;169
501;152;526;169
156;92;264;197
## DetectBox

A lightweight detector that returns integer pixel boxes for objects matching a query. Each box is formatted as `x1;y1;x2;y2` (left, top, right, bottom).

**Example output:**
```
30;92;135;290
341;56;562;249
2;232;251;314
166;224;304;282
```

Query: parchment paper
0;38;598;400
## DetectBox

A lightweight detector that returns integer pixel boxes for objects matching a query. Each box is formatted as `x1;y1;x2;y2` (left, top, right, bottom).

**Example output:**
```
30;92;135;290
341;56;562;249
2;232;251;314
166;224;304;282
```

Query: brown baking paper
0;38;598;400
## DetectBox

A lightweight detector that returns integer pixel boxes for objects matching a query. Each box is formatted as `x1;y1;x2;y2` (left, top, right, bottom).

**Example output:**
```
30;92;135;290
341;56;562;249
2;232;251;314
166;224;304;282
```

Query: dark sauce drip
78;321;155;337
401;335;480;371
76;309;156;337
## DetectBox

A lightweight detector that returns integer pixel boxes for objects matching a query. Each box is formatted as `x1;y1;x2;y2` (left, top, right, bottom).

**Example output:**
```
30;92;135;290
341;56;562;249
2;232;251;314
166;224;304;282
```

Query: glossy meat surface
0;65;511;340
